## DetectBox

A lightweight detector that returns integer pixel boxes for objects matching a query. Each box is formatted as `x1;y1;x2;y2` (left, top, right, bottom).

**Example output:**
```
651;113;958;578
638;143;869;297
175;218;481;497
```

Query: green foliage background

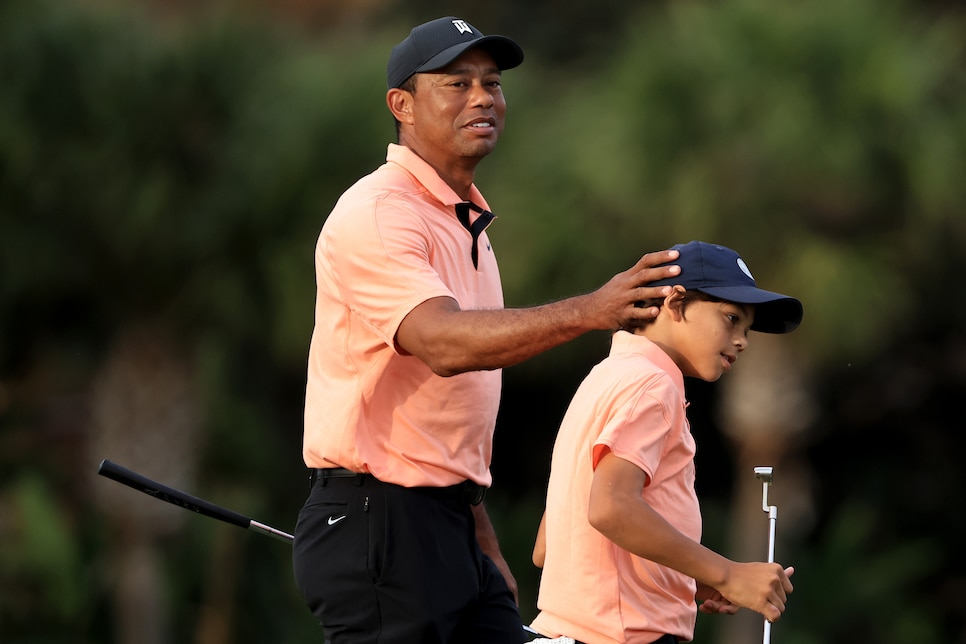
1;0;964;642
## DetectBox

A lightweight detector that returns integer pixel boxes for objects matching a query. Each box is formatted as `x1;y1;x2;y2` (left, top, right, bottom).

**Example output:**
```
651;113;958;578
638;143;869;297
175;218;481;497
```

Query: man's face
406;47;507;164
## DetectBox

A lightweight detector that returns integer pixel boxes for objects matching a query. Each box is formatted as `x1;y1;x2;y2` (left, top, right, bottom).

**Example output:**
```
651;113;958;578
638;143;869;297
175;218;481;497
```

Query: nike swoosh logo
327;515;347;526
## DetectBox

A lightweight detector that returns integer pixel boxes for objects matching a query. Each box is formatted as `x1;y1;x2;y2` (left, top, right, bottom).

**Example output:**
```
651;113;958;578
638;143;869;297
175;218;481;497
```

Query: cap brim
415;35;524;76
700;286;803;334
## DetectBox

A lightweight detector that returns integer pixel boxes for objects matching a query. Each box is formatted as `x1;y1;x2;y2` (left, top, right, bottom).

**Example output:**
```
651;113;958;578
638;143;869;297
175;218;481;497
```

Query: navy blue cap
387;17;524;89
651;241;803;334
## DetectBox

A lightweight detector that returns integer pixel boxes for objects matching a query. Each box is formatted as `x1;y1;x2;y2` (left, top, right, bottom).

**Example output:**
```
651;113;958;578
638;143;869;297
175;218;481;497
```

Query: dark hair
625;289;728;330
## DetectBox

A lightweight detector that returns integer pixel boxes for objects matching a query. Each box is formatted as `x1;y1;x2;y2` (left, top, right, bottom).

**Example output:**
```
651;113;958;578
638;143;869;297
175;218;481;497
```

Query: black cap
649;241;803;334
387;17;524;89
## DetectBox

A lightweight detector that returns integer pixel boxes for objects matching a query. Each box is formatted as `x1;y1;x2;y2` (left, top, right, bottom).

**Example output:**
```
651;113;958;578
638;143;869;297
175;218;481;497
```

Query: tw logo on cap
452;19;473;35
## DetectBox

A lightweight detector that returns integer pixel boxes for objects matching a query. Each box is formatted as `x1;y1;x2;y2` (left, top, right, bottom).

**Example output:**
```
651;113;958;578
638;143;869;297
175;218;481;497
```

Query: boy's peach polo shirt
532;331;702;643
303;144;503;488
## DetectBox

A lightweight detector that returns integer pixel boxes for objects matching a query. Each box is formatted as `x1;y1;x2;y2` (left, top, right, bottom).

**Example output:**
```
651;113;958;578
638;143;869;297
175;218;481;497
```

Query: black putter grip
97;459;250;529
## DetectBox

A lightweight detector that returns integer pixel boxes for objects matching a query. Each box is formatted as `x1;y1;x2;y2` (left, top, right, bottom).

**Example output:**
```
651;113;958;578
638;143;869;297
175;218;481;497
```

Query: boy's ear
664;286;687;322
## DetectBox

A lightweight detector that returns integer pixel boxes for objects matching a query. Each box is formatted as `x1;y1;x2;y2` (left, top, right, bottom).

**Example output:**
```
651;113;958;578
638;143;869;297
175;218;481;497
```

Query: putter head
755;466;777;516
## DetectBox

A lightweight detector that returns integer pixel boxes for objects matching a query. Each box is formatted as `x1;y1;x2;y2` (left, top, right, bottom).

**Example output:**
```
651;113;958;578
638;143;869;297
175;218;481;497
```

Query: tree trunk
714;334;815;644
87;324;204;644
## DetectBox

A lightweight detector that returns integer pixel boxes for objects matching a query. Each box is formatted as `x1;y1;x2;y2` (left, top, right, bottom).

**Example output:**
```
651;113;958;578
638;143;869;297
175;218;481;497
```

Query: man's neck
399;142;481;200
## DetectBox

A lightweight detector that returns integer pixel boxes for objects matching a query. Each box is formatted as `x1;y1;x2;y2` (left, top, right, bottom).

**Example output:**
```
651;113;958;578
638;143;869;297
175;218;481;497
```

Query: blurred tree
0;1;386;641
2;0;965;642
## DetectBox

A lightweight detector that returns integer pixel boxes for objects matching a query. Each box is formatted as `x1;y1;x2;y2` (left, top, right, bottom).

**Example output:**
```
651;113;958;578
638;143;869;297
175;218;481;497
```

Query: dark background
2;0;965;642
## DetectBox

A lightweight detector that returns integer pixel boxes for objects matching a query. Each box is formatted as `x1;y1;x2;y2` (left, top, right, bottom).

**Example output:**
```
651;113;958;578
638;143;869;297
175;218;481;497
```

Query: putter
754;466;777;644
97;459;294;543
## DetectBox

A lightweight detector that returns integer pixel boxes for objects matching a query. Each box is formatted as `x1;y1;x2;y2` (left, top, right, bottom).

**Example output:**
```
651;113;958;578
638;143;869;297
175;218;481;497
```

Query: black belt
309;468;486;506
310;467;365;484
528;633;674;644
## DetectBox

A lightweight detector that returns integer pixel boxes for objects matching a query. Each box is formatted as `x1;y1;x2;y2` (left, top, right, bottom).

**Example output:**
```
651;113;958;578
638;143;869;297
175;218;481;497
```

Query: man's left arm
472;502;519;604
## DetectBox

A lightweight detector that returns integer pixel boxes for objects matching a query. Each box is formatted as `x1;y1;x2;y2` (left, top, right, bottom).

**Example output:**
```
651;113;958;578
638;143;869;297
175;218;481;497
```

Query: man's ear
386;87;414;125
664;286;687;322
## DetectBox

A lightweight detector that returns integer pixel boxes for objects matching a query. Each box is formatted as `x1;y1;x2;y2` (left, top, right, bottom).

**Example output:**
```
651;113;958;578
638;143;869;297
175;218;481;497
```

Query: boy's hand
716;564;795;622
696;584;739;615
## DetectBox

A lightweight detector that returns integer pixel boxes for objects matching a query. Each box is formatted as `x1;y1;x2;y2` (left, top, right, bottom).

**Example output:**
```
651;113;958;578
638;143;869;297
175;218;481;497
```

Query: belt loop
309;469;329;487
465;481;486;506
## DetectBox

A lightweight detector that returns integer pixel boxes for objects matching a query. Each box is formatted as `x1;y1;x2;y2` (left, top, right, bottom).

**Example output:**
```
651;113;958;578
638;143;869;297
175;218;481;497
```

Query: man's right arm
395;250;681;376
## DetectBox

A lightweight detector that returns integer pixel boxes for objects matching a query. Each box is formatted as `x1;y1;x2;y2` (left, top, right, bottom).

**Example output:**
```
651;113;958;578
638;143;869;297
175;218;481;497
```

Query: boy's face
674;299;754;381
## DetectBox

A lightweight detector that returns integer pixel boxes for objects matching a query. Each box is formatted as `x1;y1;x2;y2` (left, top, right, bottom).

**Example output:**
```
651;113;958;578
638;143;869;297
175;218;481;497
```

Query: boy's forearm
593;494;731;589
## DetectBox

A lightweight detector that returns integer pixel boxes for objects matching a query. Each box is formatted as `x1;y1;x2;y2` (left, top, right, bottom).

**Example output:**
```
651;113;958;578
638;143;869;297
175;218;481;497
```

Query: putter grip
97;459;250;529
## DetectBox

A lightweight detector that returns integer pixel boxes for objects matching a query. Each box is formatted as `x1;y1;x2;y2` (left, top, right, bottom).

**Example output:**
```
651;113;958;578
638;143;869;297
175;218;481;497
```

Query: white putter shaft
754;466;777;644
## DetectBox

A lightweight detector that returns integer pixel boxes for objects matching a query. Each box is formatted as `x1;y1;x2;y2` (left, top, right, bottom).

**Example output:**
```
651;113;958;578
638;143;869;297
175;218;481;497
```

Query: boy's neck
629;325;686;376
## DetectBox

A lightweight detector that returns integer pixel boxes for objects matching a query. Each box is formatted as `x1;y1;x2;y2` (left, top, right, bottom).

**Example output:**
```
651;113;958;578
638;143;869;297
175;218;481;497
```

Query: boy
529;240;803;644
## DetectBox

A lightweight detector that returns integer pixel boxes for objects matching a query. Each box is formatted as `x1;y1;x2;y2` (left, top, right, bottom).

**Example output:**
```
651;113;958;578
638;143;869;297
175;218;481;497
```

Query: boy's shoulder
592;349;684;404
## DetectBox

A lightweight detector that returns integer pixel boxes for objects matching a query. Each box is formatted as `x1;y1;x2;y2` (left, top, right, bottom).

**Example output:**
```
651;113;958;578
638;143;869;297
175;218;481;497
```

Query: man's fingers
637;285;673;304
636;248;680;268
636;260;680;284
629;249;680;286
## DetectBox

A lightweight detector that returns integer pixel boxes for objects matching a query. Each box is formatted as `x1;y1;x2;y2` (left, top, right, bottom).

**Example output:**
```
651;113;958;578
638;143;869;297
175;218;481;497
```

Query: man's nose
468;81;494;107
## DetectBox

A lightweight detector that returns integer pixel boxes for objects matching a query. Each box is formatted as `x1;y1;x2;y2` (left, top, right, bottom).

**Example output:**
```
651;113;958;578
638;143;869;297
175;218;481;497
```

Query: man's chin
462;139;499;160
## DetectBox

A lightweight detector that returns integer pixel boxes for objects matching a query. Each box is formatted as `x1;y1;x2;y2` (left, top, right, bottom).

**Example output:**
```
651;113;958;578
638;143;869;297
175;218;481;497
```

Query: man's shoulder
323;165;439;242
341;160;426;203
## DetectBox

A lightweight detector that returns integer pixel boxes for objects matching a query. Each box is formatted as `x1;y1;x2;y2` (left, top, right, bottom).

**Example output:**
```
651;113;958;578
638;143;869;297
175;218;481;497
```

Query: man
292;16;681;643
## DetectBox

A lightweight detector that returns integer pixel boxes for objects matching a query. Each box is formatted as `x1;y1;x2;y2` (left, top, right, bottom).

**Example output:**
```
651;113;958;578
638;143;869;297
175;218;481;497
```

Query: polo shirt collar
386;144;490;211
610;330;686;396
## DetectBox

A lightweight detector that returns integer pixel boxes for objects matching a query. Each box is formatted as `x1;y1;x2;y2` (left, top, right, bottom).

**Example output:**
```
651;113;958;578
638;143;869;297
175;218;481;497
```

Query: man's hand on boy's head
583;249;680;330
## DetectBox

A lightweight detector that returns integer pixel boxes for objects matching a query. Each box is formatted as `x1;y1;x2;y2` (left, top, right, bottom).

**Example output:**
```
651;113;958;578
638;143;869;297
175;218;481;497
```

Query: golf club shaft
97;459;294;544
765;506;778;644
755;467;778;644
767;511;777;564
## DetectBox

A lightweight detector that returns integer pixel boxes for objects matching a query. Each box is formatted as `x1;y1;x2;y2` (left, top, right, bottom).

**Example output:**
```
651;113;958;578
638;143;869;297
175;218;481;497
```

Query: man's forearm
408;297;599;376
395;250;681;376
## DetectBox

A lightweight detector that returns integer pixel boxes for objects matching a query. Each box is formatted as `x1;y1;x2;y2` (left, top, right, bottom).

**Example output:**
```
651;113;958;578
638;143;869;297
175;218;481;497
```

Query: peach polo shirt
302;144;503;488
531;331;702;643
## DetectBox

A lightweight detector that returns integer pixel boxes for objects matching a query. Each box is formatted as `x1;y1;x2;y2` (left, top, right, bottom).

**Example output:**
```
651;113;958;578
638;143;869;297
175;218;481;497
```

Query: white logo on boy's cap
452;20;473;34
737;258;754;281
